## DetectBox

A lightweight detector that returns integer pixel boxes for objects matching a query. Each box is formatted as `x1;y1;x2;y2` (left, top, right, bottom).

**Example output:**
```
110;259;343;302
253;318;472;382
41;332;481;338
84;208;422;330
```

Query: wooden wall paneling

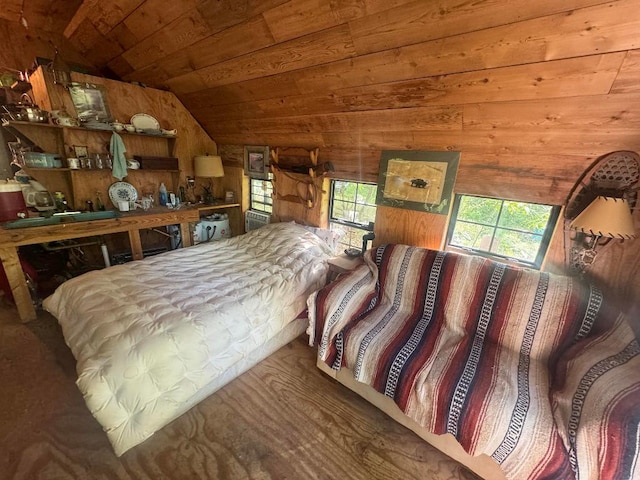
298;0;639;96
67;15;105;53
21;0;82;35
177;0;640;112
121;9;212;72
348;0;609;55
194;53;624;125
0;1;23;22
611;49;640;93
463;93;640;131
64;0;142;40
180;72;302;109
0;20;92;74
262;0;343;43
166;24;357;94
134;15;276;85
213;105;463;135
121;0;198;42
213;133;326;150
218;144;245;168
373;206;448;250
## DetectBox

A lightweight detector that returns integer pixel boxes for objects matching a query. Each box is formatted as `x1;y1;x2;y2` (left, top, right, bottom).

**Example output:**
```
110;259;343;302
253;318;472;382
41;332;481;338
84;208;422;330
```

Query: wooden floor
0;305;479;480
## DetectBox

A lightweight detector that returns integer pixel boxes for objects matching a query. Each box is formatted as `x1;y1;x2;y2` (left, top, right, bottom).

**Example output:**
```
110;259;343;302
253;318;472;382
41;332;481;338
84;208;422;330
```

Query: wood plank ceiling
6;0;640;202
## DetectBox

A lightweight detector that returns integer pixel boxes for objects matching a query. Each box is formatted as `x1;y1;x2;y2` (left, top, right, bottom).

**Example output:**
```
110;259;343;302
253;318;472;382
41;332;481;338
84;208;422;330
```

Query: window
446;194;560;269
250;178;273;213
329;180;377;253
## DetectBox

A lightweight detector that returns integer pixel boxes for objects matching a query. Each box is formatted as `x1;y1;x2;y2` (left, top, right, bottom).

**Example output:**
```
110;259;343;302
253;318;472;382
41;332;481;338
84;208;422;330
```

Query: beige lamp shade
570;196;636;239
194;155;224;177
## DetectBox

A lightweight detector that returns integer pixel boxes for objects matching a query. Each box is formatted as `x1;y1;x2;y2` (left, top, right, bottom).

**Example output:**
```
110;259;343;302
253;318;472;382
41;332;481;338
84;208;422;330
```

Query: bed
43;221;333;456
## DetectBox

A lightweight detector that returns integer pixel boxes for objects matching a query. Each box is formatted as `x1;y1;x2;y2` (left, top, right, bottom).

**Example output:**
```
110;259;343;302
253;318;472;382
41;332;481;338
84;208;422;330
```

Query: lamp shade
194;155;224;177
570;196;636;239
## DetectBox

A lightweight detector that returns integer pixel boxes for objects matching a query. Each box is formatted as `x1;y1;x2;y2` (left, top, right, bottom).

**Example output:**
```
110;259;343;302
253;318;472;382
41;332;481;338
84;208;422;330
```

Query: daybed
43;222;333;456
308;244;640;480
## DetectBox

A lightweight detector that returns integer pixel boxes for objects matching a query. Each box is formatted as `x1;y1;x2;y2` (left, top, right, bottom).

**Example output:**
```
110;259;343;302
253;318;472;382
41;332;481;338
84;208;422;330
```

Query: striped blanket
308;245;640;480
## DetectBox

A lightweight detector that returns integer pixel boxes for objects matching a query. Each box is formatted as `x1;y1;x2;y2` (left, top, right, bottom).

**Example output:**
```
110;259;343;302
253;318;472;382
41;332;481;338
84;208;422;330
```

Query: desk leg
128;230;144;260
180;222;192;247
0;247;36;323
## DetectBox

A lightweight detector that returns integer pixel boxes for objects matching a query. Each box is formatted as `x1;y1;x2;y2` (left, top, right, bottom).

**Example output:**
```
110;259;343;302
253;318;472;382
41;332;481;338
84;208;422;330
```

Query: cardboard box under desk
134;155;179;170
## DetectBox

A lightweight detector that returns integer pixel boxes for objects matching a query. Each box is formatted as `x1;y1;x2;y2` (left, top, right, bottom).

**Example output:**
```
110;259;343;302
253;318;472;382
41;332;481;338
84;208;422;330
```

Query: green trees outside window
330;180;377;253
447;194;560;268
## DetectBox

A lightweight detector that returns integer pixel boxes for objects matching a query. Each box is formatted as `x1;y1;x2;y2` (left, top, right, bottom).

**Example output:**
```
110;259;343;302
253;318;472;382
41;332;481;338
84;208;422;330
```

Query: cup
67;158;80;169
117;200;130;212
141;197;152;210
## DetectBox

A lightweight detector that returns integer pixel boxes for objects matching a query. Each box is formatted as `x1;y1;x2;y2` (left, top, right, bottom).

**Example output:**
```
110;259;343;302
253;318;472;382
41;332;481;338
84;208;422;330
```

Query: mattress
43;222;332;455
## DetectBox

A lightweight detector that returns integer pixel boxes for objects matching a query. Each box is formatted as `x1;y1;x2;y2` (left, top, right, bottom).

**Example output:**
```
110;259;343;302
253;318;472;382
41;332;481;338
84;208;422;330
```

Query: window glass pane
358;205;377;224
498;201;552;233
332;200;356;222
492;229;543;262
446;194;558;268
250;179;273;212
458;196;501;225
451;222;496;250
330;222;361;252
329;180;378;253
357;183;377;204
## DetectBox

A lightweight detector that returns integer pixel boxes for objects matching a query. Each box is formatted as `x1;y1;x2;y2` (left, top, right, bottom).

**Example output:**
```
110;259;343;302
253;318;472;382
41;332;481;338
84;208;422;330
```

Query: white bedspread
43;222;332;455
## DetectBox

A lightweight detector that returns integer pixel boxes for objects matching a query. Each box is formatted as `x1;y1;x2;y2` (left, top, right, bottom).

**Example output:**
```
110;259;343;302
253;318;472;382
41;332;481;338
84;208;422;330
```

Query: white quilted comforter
43;222;332;455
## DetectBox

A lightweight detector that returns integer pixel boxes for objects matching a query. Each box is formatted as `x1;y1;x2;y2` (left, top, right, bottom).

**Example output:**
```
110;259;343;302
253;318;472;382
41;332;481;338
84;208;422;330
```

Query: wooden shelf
2;120;178;139
4;120;180;211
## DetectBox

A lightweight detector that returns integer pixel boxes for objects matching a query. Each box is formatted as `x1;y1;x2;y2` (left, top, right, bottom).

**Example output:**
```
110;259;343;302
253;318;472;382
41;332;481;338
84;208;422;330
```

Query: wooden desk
0;203;240;323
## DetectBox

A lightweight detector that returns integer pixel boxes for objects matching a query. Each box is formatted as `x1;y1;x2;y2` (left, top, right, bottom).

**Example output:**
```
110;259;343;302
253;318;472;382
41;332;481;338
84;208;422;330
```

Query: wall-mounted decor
375;150;460;214
564;150;639;273
72;145;88;159
69;82;112;123
243;145;270;179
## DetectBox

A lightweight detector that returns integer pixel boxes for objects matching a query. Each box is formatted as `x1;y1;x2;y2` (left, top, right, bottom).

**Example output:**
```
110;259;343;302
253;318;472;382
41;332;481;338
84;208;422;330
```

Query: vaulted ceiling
2;0;640;188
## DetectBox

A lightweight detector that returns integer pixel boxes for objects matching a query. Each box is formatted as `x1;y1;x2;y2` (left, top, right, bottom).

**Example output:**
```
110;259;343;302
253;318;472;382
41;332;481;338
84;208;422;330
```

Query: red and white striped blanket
308;244;640;480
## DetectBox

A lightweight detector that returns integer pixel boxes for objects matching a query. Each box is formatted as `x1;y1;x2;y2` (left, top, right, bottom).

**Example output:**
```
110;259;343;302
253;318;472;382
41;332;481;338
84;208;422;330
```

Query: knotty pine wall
1;2;638;317
196;1;640;317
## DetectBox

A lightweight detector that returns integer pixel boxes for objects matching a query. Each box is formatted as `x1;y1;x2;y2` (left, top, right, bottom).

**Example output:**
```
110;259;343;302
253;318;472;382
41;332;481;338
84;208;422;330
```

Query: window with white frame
249;177;273;213
446;194;560;269
329;180;377;253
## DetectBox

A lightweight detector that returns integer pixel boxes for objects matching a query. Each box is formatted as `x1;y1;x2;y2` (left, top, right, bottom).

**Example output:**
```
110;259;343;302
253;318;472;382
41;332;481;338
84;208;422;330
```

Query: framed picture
376;150;460;215
243;145;270;179
73;145;88;159
69;82;112;123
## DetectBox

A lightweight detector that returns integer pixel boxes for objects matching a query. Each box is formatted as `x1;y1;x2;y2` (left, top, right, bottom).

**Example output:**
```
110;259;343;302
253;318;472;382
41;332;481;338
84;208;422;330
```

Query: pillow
300;224;344;253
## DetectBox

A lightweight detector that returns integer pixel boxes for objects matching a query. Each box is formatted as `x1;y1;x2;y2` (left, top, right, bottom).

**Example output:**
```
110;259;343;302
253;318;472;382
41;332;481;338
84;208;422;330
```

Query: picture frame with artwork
243;145;270;179
72;145;88;159
375;150;460;215
69;82;112;124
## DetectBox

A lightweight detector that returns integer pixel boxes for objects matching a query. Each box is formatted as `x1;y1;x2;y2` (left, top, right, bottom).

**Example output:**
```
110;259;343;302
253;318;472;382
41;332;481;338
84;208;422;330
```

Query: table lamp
569;195;635;271
194;154;224;204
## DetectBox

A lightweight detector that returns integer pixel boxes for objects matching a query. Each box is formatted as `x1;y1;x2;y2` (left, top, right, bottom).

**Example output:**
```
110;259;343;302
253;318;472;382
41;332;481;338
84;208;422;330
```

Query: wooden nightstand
327;254;364;283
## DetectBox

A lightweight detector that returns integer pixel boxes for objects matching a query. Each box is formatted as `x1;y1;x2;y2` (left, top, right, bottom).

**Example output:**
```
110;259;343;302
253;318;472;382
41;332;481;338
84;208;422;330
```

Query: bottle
96;192;105;211
159;182;168;206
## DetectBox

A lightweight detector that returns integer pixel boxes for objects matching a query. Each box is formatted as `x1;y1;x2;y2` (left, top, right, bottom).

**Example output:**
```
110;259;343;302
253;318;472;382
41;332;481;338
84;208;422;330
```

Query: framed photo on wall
243;145;270;179
69;82;112;123
376;150;460;215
